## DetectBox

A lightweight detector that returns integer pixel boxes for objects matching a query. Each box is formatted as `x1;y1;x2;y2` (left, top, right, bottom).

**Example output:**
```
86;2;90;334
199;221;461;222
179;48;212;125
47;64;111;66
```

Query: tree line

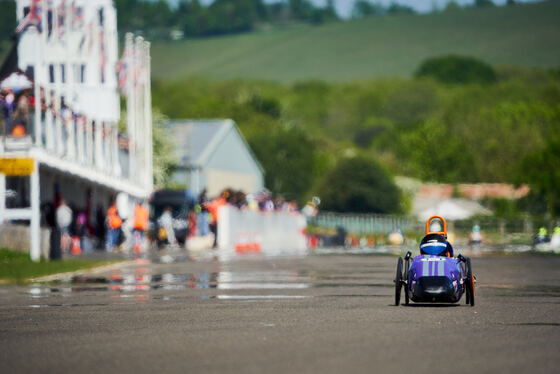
115;0;338;39
0;0;525;47
151;56;560;215
114;0;522;40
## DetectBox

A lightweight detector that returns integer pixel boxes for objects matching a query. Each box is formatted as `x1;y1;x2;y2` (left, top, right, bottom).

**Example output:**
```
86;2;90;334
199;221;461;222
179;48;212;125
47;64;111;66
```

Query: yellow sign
0;157;35;176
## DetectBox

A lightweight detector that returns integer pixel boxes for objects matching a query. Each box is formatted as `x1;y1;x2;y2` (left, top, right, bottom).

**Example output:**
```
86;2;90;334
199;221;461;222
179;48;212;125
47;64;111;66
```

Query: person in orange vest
206;192;227;248
105;200;122;252
10;94;30;138
132;202;149;253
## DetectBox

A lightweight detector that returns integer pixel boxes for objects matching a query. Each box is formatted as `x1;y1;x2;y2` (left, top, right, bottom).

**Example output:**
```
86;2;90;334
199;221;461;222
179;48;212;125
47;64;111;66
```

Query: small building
168;119;264;198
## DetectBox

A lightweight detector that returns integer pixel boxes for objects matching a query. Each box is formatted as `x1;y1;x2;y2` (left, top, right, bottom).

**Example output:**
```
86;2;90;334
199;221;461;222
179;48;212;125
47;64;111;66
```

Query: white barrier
217;205;307;256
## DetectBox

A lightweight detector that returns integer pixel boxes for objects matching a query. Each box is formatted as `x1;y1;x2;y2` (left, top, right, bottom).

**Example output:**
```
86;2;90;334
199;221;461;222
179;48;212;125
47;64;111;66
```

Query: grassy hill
151;1;560;83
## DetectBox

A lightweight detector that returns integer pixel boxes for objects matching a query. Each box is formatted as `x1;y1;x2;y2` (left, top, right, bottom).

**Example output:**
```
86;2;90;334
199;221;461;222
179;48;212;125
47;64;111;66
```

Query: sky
162;0;544;18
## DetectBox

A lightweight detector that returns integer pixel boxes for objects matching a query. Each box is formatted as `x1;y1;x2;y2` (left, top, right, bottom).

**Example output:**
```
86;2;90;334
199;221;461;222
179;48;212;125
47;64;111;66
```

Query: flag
16;0;43;34
57;0;67;39
116;46;129;94
71;1;84;30
46;0;54;38
99;29;106;82
99;29;105;69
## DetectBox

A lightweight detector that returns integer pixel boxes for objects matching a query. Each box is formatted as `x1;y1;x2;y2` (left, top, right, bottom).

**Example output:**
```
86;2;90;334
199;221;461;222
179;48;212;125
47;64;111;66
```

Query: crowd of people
1;86;33;138
41;189;151;259
41;186;313;258
30;183;560;258
153;187;314;250
1;76;97;154
533;225;560;249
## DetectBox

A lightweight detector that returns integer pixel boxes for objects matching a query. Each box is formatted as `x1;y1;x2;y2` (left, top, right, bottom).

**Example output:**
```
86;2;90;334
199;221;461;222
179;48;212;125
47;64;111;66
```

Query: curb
29;260;136;283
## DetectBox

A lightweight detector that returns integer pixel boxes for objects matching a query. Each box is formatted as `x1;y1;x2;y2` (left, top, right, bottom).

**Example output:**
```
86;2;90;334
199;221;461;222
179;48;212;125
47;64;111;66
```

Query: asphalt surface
1;248;559;374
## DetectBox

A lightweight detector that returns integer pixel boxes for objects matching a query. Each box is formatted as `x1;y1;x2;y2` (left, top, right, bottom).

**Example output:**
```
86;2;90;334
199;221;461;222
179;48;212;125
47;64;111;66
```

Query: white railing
1;108;127;181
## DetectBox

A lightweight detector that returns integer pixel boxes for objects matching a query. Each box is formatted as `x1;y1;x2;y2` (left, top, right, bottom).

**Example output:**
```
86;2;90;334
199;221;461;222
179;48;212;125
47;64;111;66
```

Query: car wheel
395;257;403;306
465;257;475;307
404;258;410;305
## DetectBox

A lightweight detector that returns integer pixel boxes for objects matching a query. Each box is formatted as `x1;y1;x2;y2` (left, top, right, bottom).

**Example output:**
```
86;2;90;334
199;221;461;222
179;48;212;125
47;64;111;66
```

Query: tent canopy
0;70;33;91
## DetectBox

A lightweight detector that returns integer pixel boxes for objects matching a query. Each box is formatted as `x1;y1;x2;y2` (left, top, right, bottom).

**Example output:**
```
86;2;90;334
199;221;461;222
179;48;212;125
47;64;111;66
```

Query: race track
1;251;559;373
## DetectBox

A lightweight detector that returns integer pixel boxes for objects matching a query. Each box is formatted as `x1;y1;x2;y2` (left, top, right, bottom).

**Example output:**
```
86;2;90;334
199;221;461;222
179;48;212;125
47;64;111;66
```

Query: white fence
217;205;307;256
308;212;412;235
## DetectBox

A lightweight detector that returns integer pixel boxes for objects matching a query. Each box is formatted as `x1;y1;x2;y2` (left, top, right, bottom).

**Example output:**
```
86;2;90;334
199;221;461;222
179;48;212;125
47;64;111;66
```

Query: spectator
10;94;30;137
246;194;259;211
197;188;210;236
105;200;122;252
206;192;227;248
469;224;484;245
74;212;90;253
157;206;176;246
43;202;61;260
95;206;106;249
1;89;16;132
188;210;197;238
56;199;72;254
132;202;149;253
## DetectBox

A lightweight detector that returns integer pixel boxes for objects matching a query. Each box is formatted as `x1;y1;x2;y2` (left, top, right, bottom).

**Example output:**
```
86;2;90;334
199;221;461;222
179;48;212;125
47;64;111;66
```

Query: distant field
151;1;560;82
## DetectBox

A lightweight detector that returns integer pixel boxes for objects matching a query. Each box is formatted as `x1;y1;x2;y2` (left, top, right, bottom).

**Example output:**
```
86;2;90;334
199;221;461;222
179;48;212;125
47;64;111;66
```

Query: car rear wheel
403;258;410;305
395;257;403;306
465;257;475;307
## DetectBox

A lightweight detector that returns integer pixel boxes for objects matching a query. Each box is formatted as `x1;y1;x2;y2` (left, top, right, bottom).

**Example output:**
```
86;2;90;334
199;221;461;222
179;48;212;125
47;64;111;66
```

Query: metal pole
30;160;40;261
33;34;41;146
135;36;144;186
66;0;75;160
95;121;103;169
77;116;84;163
0;173;5;224
143;41;153;190
45;88;52;150
86;117;93;165
125;33;135;184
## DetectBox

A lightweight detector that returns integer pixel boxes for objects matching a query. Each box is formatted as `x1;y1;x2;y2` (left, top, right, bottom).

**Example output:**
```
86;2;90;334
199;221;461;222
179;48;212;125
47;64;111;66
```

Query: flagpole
65;0;76;160
53;0;63;156
134;36;144;187
125;32;135;181
33;26;41;146
143;40;153;191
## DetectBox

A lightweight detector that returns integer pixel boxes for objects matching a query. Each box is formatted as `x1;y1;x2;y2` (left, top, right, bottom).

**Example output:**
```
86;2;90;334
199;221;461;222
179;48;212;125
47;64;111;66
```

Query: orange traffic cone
71;236;82;255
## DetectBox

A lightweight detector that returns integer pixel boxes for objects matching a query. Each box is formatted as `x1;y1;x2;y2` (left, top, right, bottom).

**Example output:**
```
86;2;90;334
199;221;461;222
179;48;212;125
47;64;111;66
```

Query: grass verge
0;249;116;284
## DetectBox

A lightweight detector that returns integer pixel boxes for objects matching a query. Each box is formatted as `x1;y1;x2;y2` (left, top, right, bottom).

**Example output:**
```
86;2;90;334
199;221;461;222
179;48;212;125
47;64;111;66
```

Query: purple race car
394;215;476;306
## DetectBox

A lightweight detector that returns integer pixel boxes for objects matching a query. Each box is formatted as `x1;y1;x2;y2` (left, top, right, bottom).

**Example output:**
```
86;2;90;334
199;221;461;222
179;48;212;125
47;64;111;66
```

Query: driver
419;233;454;257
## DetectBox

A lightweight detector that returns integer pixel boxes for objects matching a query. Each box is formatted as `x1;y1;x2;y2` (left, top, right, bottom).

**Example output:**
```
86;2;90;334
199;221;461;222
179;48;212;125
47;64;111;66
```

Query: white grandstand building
0;0;153;260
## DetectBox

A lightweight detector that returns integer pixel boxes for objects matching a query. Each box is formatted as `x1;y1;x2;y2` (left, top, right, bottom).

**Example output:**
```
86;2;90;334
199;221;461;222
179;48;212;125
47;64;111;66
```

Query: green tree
289;0;315;21
310;0;338;24
248;126;315;203
0;1;16;38
444;1;462;12
474;0;495;7
382;80;440;125
415;55;497;85
520;135;560;216
317;155;402;213
397;118;477;182
151;109;178;187
352;0;384;18
207;0;263;35
386;3;415;15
